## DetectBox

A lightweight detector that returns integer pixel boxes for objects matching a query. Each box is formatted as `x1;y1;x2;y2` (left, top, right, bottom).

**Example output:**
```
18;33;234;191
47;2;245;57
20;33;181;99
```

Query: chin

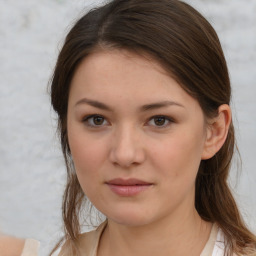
110;217;151;227
105;209;156;227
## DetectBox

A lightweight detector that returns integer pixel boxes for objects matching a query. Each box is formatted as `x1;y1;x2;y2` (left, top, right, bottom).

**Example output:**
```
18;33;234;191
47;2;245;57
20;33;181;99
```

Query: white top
20;239;40;256
212;228;226;256
200;223;225;256
59;222;227;256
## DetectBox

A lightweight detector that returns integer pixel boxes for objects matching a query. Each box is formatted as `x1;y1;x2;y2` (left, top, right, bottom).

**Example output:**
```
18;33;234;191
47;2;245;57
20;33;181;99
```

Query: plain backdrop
0;0;255;255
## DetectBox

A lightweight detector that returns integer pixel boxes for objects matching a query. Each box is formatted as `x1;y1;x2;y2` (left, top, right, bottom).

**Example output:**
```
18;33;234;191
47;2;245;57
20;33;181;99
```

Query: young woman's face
67;50;209;226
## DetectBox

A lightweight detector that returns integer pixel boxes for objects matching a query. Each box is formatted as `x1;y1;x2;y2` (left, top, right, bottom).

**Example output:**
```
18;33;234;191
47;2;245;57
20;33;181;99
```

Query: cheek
72;142;102;170
150;130;205;179
68;133;105;200
67;127;107;185
68;124;104;164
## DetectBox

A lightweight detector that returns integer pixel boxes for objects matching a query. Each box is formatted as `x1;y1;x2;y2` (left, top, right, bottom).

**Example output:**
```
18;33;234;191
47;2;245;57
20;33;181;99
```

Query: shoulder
59;221;107;256
0;235;25;256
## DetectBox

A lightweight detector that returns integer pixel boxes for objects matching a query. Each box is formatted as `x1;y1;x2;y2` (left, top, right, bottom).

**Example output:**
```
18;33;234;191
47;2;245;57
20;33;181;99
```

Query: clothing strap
200;223;219;256
20;239;40;256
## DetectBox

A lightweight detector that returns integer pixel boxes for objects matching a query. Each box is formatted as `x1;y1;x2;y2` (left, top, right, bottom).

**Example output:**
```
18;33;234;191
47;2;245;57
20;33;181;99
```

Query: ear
201;104;232;160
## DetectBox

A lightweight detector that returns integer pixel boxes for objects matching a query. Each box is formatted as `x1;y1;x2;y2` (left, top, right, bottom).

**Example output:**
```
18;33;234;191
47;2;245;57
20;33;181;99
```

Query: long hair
50;0;256;255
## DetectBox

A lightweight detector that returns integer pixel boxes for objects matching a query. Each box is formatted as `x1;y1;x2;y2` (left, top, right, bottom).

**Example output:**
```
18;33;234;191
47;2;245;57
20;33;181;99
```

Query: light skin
67;49;231;256
0;235;25;256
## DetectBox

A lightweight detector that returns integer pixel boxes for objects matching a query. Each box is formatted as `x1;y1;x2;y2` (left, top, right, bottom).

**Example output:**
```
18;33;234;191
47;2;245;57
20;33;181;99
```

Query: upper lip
106;178;153;186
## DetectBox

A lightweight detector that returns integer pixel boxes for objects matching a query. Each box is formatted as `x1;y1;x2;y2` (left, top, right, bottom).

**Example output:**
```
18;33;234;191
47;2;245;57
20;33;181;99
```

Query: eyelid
81;114;175;128
146;115;175;128
82;114;109;127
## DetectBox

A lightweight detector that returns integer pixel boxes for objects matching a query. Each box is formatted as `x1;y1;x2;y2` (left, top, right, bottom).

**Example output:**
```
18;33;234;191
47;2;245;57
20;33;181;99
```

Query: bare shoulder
0;235;25;256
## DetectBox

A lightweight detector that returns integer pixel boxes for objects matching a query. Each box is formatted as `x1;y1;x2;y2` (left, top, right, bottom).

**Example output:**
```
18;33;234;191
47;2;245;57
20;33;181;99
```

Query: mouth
105;178;153;196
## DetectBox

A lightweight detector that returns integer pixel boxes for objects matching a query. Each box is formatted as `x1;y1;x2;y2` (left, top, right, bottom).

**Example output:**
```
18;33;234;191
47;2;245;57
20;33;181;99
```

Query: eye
147;116;173;127
83;115;108;127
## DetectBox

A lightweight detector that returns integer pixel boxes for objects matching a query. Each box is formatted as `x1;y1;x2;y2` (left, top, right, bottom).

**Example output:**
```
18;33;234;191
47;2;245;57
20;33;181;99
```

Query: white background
0;0;255;255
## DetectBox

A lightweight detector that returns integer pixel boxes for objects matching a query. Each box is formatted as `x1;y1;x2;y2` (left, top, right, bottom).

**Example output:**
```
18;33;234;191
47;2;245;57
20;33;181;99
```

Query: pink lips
106;178;153;197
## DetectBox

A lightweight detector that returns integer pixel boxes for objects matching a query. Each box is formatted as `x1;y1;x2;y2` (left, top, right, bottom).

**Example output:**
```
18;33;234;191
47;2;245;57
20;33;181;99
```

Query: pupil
94;116;104;125
154;117;165;126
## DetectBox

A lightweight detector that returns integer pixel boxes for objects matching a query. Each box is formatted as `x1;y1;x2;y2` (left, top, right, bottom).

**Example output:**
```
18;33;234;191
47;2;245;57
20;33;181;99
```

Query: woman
50;0;256;255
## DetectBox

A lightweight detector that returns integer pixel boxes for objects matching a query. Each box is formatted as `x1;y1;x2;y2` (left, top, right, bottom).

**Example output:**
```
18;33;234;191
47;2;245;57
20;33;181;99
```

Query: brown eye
154;116;167;126
83;115;108;127
147;115;173;128
93;116;105;125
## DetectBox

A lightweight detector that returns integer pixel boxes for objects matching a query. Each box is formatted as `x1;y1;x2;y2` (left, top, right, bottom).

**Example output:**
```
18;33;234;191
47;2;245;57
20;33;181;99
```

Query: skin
67;49;231;256
0;235;25;256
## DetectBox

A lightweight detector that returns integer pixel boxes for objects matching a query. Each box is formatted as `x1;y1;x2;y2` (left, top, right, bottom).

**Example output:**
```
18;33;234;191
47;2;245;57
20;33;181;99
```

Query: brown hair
50;0;256;255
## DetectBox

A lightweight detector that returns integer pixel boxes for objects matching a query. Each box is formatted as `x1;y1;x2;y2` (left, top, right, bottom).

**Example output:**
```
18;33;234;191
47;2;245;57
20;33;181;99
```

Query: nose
109;125;146;168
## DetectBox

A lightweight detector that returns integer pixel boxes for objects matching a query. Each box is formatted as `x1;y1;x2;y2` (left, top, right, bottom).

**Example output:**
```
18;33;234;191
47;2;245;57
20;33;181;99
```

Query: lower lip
107;184;152;196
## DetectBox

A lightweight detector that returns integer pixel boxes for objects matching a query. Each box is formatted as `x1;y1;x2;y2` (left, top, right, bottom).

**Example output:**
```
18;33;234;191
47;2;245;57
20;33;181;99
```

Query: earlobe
201;104;232;160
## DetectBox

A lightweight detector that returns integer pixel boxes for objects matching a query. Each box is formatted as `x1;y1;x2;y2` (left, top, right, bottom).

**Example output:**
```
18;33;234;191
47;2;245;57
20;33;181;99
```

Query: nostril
109;130;146;167
109;146;146;168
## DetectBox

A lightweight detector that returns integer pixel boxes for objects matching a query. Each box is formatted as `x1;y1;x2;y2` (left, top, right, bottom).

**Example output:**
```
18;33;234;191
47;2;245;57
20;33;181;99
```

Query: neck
98;208;212;256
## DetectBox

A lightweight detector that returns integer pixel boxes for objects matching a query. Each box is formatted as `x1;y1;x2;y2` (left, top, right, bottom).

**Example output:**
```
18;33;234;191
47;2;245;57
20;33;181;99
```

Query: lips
106;178;153;196
107;178;152;186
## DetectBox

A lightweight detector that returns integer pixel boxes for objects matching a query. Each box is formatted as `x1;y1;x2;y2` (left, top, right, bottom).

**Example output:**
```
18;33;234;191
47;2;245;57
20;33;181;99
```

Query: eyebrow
75;98;184;111
75;98;113;111
140;101;184;111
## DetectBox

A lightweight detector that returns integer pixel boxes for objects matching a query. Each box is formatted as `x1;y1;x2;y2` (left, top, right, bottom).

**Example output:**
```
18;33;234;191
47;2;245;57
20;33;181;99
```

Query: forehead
71;49;173;91
68;49;201;113
75;48;170;82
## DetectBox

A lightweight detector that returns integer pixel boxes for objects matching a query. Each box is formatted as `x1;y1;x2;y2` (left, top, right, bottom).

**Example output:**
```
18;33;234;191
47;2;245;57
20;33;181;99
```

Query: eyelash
146;115;174;128
82;114;175;128
82;114;108;127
